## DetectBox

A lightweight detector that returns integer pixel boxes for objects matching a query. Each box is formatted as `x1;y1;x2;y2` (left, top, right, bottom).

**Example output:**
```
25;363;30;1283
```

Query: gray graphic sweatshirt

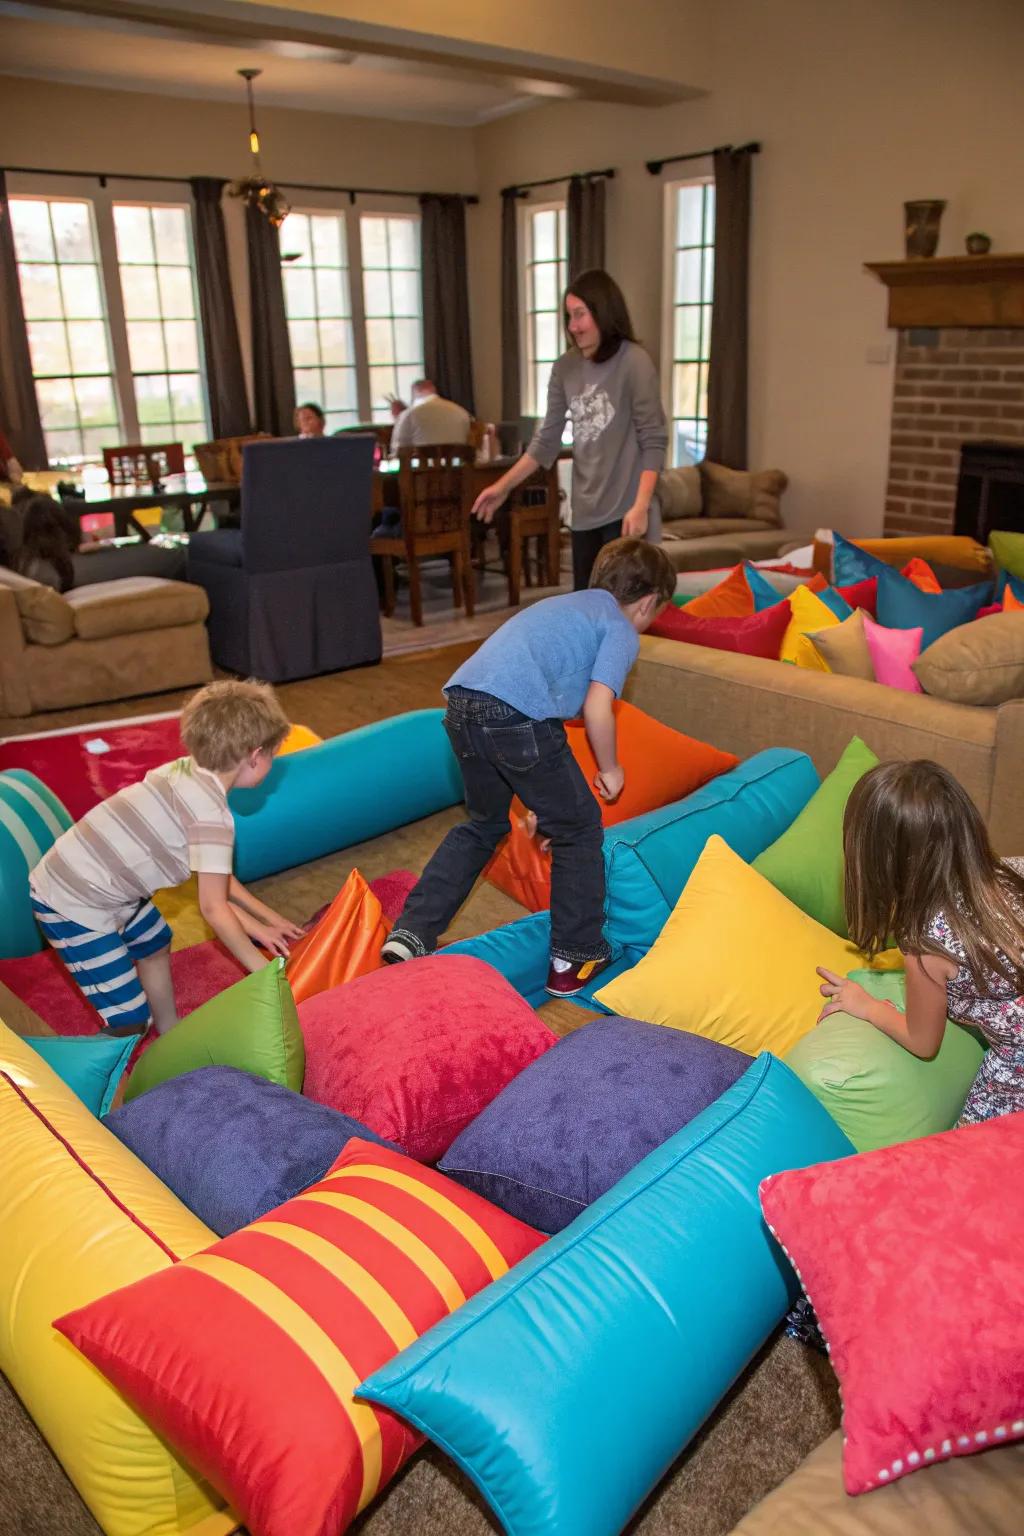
526;340;668;535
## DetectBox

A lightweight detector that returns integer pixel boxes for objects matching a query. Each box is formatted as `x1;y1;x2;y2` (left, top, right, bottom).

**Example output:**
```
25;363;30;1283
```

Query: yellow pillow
0;1021;235;1536
780;584;838;669
595;835;881;1057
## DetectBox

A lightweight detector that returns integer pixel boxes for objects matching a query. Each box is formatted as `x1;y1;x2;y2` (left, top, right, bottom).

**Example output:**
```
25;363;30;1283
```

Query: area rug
0;711;183;820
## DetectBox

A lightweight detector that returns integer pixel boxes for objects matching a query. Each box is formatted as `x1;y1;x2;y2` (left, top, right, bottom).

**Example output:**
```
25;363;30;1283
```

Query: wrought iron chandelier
228;68;290;228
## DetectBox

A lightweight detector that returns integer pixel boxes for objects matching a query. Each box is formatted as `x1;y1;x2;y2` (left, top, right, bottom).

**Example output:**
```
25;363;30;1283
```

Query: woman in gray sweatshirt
472;269;668;590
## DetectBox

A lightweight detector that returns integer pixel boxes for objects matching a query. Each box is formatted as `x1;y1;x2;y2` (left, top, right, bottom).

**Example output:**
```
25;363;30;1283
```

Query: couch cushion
913;611;1024;706
664;515;778;541
65;576;209;639
699;462;787;524
657;465;703;520
0;565;75;645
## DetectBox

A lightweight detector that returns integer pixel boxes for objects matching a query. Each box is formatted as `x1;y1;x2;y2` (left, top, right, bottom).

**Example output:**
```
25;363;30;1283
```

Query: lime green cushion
784;969;984;1152
123;959;303;1103
989;529;1024;581
752;735;878;936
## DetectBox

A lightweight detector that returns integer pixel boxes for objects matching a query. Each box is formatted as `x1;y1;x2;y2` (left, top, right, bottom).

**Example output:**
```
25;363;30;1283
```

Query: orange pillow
901;556;941;594
486;701;740;911
285;869;390;1005
1005;585;1024;612
278;723;323;755
807;571;829;593
684;563;754;618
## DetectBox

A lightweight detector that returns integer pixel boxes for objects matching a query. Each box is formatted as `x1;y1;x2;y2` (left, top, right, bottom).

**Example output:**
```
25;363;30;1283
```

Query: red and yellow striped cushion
57;1139;544;1536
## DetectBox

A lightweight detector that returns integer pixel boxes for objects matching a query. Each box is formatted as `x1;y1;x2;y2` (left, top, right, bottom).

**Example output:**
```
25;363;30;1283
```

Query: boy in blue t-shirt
382;538;676;995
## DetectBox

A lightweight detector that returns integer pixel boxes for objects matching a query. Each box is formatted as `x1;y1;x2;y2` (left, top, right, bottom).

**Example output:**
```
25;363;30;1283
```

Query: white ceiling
0;4;574;126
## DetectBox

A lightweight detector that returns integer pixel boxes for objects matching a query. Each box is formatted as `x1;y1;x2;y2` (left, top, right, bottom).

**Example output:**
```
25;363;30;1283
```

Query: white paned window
360;214;424;421
113;203;208;450
522;202;567;419
10;198;121;464
664;178;714;465
280;210;360;432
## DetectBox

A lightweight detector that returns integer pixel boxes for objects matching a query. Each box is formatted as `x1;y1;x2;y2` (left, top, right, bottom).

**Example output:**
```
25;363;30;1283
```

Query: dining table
61;473;241;541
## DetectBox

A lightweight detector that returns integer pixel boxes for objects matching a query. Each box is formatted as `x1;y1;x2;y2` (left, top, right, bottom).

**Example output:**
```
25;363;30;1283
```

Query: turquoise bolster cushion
358;1054;853;1536
230;709;464;880
0;770;74;959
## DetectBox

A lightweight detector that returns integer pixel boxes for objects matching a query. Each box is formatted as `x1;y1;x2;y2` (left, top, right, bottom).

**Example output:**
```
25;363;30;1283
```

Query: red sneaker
545;955;610;998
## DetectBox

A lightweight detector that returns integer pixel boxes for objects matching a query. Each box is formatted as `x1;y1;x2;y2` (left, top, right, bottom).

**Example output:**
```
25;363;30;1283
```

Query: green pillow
988;529;1024;581
752;735;878;936
123;958;303;1103
27;1033;136;1117
784;969;984;1153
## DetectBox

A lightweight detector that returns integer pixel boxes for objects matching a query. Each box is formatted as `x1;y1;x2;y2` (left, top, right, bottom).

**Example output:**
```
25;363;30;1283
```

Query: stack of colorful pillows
650;531;1024;704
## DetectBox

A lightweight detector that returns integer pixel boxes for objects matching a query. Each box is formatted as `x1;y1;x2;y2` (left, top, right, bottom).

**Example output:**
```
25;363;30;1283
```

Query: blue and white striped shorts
31;898;173;1033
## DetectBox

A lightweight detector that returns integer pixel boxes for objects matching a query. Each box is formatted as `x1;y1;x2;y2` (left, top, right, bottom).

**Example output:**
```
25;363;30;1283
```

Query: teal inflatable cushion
359;1055;853;1536
0;770;74;958
784;969;985;1152
27;1033;136;1117
230;710;463;880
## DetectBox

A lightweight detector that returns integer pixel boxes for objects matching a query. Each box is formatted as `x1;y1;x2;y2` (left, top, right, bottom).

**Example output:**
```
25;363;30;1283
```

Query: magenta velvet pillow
297;955;557;1161
760;1114;1024;1497
648;599;792;659
863;612;923;691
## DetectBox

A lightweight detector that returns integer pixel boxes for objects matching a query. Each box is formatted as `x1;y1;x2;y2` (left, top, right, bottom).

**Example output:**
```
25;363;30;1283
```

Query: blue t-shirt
445;589;639;720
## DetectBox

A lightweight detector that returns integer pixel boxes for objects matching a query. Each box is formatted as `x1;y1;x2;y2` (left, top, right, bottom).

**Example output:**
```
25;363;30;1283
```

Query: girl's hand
621;504;649;538
816;967;874;1023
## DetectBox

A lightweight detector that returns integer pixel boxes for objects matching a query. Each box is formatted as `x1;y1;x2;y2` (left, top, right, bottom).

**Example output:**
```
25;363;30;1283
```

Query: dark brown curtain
567;174;606;278
246;202;295;437
705;146;752;469
501;188;522;423
0;170;48;469
190;178;250;438
419;194;475;413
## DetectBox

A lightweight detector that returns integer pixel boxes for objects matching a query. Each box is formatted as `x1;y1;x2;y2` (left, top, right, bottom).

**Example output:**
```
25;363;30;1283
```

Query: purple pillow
104;1065;400;1235
437;1017;751;1232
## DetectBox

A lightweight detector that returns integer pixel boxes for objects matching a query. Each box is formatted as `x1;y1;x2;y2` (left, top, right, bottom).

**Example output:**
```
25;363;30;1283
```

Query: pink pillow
975;603;1002;620
863;612;923;691
297;955;556;1161
760;1114;1024;1496
648;599;792;659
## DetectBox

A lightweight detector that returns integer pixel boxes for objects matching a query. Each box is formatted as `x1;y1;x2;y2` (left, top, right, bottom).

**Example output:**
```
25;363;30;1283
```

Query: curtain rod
645;141;761;175
501;167;615;197
2;165;478;204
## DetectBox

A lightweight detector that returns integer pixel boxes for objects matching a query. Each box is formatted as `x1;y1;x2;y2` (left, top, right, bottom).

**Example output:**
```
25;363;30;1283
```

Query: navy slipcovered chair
187;436;381;682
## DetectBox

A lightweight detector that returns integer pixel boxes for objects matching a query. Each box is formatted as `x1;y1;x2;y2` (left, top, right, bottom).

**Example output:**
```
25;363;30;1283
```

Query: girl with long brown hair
817;760;1024;1125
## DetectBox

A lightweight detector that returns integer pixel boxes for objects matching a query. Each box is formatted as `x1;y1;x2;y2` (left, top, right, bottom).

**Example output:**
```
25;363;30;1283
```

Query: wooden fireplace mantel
864;253;1024;328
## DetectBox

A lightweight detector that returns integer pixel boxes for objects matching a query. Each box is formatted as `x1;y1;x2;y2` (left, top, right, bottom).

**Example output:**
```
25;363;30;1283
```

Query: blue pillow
743;562;786;611
104;1065;400;1234
815;585;855;621
27;1033;136;1117
832;530;889;587
875;564;993;650
998;568;1024;604
439;1018;751;1231
360;1055;854;1536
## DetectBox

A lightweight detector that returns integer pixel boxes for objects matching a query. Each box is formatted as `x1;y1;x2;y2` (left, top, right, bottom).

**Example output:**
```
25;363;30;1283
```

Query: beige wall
469;0;1024;537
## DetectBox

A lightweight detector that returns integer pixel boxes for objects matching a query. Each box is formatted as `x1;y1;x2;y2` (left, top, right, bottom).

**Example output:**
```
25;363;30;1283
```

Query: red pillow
486;701;739;912
835;576;878;616
57;1138;544;1536
648;599;792;659
975;603;1002;619
298;955;556;1161
760;1114;1024;1497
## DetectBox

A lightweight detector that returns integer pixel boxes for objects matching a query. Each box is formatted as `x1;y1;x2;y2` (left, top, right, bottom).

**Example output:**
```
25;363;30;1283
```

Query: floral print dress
927;857;1024;1126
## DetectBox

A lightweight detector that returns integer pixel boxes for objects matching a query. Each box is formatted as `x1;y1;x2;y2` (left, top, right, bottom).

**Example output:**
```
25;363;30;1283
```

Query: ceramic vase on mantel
904;200;946;259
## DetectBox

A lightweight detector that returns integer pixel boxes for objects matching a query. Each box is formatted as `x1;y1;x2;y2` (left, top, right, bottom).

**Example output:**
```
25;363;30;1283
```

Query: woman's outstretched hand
472;484;508;524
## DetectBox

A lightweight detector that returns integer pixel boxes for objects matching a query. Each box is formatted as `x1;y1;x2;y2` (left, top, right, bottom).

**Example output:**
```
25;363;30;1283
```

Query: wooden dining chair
504;463;563;605
373;444;476;627
102;443;185;487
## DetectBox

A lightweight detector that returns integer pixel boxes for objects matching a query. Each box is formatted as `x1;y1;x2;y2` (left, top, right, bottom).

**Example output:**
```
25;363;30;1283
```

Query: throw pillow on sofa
486;701;739;912
780;584;842;669
683;563;755;617
1005;583;1024;612
753;735;878;937
648;600;792;658
438;1017;752;1231
594;834;893;1057
988;529;1024;582
863;612;924;692
698;461;787;523
875;564;994;650
297;954;556;1161
912;610;1024;706
807;608;875;681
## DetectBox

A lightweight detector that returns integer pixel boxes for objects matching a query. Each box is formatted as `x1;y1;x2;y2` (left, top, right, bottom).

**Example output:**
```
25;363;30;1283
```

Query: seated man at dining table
390;380;471;451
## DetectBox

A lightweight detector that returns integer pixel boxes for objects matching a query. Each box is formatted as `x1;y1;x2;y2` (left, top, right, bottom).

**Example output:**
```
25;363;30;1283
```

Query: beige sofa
0;569;212;719
624;635;1024;852
659;461;796;572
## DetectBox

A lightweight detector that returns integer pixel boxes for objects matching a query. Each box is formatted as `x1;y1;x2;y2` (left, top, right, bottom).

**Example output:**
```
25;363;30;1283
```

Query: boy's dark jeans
393;688;609;963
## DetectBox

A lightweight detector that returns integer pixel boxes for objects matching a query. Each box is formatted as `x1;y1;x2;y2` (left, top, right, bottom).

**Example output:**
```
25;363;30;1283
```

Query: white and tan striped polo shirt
30;756;235;933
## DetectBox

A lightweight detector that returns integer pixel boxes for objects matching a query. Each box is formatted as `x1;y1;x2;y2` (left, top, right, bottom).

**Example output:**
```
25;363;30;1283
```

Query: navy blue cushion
187;528;244;568
437;1017;751;1232
103;1065;399;1235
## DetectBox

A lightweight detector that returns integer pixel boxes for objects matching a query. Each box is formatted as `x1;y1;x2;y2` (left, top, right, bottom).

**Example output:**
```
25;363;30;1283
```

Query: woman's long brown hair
843;760;1024;996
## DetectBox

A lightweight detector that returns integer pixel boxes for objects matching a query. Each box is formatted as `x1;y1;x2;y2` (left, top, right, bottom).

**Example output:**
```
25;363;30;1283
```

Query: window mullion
347;206;372;422
93;193;139;443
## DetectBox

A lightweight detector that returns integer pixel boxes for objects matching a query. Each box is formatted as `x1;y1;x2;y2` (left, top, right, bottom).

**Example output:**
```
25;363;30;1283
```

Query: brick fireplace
865;254;1024;538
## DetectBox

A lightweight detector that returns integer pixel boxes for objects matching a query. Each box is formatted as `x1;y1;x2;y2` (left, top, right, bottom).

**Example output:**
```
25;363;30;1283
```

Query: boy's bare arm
582;681;624;802
228;875;303;942
198;871;284;969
